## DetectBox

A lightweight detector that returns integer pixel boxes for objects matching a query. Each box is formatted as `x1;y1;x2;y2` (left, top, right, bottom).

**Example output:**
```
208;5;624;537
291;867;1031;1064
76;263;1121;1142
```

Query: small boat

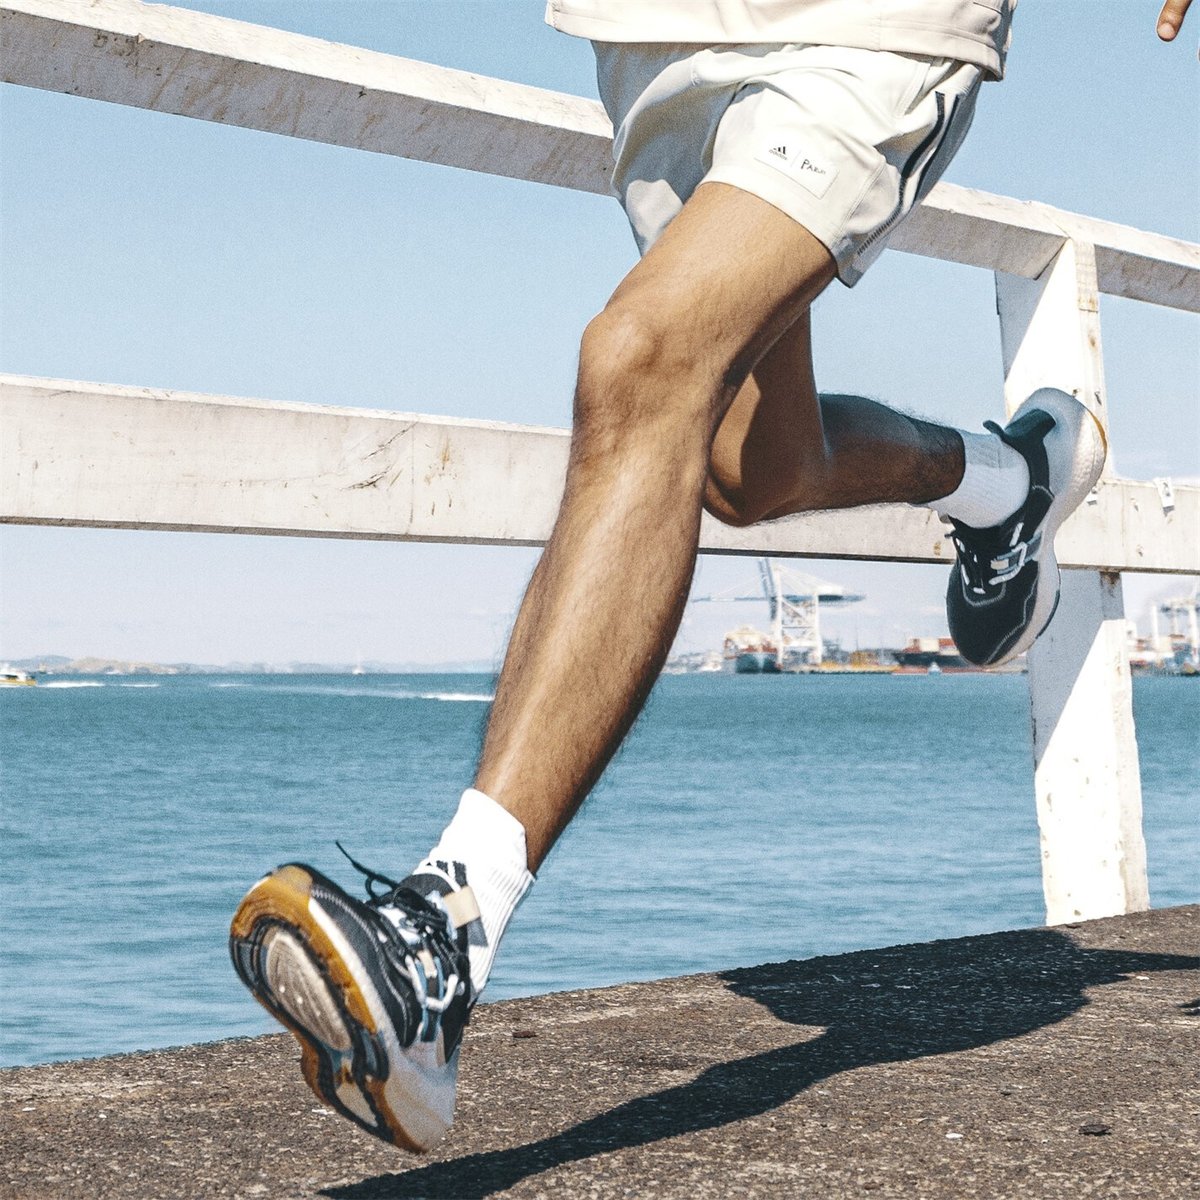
0;667;37;686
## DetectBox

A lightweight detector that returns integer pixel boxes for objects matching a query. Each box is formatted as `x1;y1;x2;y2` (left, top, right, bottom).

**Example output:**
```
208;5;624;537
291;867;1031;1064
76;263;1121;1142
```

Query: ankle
923;427;1029;528
415;789;535;998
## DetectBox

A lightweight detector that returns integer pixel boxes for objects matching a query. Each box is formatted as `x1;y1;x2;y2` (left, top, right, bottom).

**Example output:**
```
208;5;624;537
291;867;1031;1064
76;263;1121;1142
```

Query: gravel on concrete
2;905;1197;1199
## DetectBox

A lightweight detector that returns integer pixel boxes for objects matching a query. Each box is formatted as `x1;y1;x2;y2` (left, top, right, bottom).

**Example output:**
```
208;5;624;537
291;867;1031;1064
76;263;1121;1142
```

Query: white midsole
1004;388;1106;658
306;895;457;1150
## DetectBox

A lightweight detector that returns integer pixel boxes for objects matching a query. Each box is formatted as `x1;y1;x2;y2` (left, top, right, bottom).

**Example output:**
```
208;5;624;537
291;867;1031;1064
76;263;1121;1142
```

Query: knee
574;304;711;444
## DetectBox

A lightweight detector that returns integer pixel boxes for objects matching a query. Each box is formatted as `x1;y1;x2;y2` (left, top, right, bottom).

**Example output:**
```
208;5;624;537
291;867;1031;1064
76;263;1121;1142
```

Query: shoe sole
997;388;1107;665
230;865;456;1152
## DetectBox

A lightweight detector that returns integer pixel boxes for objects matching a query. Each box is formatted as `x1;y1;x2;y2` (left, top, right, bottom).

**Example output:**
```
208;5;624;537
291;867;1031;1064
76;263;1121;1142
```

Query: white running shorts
594;40;983;285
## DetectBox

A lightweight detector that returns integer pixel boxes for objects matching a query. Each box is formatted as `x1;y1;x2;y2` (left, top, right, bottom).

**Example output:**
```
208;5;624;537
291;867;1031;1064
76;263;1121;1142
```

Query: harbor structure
697;559;865;671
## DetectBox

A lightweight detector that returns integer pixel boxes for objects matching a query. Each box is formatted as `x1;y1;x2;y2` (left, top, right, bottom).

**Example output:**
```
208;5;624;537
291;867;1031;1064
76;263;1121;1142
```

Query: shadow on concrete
325;927;1195;1199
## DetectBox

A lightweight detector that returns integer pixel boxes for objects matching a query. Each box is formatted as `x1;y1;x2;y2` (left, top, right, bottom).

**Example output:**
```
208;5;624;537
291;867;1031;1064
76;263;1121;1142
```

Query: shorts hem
701;163;872;287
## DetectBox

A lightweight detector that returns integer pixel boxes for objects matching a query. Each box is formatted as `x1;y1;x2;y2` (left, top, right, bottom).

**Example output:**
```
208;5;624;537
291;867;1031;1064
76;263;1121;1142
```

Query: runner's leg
702;298;1095;672
474;182;835;871
705;313;965;527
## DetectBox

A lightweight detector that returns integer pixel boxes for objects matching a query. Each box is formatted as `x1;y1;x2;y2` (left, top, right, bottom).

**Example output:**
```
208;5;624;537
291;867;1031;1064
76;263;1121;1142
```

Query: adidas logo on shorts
756;139;838;199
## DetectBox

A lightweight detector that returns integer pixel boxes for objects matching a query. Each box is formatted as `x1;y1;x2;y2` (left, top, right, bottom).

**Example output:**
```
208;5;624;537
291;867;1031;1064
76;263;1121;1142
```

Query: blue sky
1;0;1196;666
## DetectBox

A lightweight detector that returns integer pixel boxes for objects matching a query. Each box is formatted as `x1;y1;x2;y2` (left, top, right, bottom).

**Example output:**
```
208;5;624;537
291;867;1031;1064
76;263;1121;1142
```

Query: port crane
693;559;865;668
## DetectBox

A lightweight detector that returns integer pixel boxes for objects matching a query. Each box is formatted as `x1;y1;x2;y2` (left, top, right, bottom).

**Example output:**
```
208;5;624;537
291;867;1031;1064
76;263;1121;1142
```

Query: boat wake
205;681;493;703
38;680;162;689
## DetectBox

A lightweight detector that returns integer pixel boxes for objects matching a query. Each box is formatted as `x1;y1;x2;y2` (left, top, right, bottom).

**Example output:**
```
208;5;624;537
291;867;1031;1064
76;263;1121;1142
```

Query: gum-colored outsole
231;867;429;1152
231;866;378;1037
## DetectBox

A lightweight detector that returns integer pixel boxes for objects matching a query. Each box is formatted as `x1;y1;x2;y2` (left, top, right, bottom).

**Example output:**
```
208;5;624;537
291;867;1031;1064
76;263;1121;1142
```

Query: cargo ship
723;625;781;674
892;637;971;673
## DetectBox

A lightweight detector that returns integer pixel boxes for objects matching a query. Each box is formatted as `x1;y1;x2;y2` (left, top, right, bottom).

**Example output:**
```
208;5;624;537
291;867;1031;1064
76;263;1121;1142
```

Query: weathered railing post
995;240;1150;924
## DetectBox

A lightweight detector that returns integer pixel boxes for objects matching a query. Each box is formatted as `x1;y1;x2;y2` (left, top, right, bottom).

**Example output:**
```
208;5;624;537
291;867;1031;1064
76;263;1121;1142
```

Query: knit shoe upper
946;389;1106;668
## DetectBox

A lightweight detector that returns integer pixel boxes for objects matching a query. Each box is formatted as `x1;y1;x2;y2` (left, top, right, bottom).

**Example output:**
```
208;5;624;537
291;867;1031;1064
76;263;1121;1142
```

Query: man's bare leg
705;313;966;526
474;183;840;870
230;185;1058;1156
474;179;1038;881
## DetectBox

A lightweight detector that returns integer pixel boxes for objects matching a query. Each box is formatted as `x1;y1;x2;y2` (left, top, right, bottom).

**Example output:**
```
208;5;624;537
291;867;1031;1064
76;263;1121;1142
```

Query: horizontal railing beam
3;376;1196;573
3;0;1198;309
0;0;615;193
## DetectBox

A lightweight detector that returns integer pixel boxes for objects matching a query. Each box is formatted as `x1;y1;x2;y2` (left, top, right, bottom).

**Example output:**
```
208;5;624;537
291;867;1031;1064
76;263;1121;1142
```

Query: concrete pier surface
3;906;1196;1199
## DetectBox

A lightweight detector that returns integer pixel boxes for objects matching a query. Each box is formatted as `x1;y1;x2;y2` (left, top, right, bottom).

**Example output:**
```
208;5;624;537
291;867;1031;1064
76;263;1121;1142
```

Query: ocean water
1;671;1195;1068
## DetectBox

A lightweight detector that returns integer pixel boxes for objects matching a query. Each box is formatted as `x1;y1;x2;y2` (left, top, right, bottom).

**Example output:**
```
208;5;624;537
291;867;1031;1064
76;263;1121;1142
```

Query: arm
1157;0;1193;39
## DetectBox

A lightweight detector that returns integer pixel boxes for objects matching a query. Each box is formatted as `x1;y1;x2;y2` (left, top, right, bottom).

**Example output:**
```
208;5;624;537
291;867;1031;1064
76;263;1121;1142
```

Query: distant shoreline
3;657;498;677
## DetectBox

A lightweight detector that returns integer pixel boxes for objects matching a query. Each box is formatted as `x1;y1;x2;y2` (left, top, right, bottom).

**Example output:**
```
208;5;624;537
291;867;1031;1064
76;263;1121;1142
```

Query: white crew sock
414;788;534;998
923;428;1030;529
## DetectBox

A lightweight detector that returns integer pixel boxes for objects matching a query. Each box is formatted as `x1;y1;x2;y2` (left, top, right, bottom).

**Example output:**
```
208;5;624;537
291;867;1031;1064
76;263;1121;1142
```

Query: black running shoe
946;388;1106;667
229;855;479;1151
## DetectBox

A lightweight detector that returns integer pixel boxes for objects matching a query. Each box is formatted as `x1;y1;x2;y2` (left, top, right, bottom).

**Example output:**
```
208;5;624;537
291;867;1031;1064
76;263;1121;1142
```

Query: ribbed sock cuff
926;428;1029;528
418;788;534;996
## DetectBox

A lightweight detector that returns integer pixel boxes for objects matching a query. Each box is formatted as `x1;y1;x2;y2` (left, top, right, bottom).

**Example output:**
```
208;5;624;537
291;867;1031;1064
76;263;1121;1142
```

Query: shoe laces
336;842;465;1034
950;517;1041;595
335;840;406;901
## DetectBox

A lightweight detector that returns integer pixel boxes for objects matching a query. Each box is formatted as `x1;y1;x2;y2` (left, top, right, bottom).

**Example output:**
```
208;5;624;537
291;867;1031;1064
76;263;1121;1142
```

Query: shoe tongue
952;521;1005;553
405;858;455;895
392;866;481;933
439;887;482;930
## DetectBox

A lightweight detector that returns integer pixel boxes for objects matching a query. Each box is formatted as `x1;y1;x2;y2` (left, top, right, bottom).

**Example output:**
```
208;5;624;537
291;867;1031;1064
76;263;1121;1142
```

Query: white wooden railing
2;0;1198;925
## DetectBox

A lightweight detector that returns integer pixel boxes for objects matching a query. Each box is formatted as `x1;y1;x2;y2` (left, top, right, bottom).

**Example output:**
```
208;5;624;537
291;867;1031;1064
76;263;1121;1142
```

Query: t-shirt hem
546;14;1005;79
